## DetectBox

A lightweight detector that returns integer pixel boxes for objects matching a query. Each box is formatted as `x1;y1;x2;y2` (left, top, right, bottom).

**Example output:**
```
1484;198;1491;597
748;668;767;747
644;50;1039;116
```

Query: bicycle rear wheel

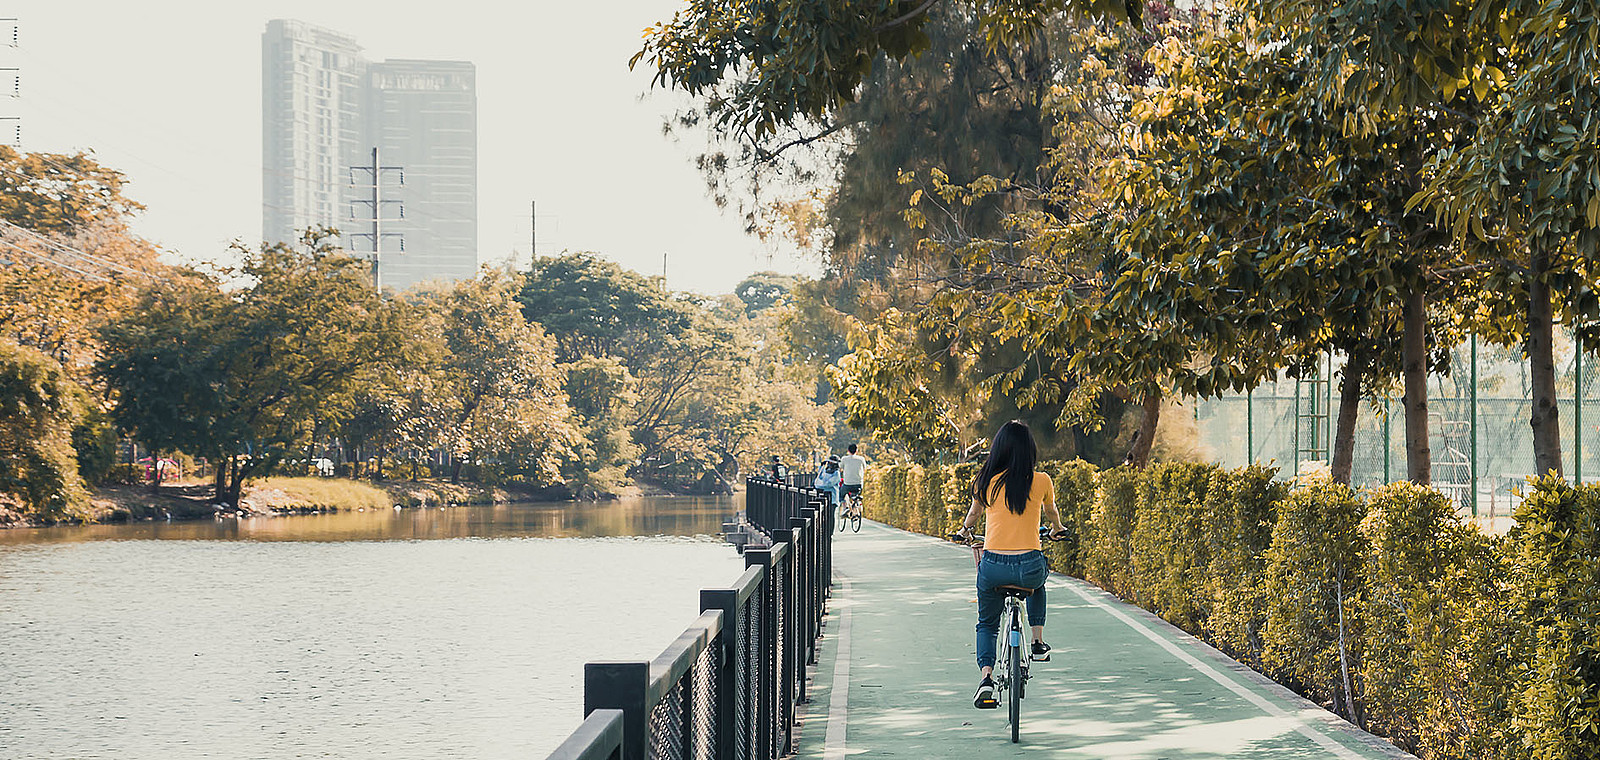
838;503;848;531
1008;616;1022;742
851;511;862;532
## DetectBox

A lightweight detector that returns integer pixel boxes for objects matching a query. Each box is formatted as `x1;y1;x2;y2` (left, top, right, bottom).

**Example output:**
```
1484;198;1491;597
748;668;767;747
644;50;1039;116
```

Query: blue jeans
975;551;1048;669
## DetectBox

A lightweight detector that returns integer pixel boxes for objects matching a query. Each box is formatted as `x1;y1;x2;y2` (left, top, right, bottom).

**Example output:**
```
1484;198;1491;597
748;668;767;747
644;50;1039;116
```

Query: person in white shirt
839;443;867;505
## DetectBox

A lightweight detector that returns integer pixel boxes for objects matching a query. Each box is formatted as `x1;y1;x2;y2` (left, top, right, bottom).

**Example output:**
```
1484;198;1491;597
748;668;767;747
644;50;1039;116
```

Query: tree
733;271;800;315
0;339;88;518
100;231;419;504
634;0;1138;151
434;270;578;484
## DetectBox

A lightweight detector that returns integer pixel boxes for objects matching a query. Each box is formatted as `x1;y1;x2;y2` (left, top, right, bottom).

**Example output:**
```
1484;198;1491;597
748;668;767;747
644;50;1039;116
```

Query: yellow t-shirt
982;471;1054;552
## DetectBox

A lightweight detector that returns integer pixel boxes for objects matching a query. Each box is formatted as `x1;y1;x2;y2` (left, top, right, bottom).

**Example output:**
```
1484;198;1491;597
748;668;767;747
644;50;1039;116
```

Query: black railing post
701;587;738;760
743;546;775;760
769;528;796;755
584;662;649;760
798;506;819;665
789;515;811;701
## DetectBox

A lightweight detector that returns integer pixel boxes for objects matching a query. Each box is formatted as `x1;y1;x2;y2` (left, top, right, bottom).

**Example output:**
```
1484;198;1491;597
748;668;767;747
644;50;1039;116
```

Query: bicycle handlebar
947;526;1070;547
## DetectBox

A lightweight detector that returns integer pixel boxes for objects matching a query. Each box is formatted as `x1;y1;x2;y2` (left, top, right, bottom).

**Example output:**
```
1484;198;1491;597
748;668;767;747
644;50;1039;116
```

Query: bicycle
838;489;862;532
948;526;1068;743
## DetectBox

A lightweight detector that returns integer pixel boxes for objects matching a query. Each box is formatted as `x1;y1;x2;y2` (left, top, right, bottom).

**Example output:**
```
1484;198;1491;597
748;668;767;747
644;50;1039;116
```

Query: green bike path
795;521;1412;759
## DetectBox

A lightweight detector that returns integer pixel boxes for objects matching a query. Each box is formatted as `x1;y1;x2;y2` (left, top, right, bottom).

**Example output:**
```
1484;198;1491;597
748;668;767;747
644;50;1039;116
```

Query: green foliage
1261;478;1366;721
1085;465;1139;597
733;271;799;316
635;0;1137;145
1129;462;1216;629
71;403;119;485
1505;478;1600;758
1200;465;1285;668
0;146;143;233
0;340;88;517
1042;460;1097;575
1359;483;1515;757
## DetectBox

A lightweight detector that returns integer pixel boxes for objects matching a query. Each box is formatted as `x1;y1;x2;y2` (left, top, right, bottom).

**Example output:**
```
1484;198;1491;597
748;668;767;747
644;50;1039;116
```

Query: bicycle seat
997;585;1034;598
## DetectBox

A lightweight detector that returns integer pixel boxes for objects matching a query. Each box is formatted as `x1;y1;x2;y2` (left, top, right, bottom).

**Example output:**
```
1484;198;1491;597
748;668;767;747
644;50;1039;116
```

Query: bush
1200;464;1284;668
1504;477;1600;759
1261;477;1366;722
1086;465;1140;598
1129;461;1217;628
104;462;145;485
1043;460;1098;576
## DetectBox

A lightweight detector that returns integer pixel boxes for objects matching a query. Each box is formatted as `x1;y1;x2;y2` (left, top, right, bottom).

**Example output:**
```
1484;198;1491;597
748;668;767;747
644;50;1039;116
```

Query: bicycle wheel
851;510;862;532
1008;614;1023;742
838;504;848;531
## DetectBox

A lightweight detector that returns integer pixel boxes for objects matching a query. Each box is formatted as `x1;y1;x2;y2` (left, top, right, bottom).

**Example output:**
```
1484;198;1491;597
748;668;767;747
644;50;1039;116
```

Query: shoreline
0;476;738;530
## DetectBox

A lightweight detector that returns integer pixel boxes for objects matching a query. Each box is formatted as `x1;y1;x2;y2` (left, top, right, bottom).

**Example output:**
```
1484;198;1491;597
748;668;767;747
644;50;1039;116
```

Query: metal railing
546;479;832;760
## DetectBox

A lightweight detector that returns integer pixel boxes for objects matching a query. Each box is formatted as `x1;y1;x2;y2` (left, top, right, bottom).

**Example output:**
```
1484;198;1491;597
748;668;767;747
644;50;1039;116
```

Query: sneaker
1031;641;1052;662
973;677;998;709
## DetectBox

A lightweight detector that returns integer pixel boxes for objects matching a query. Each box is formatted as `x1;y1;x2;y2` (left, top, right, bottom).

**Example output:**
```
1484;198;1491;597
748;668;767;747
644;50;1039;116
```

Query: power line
0;239;110;281
0;218;151;280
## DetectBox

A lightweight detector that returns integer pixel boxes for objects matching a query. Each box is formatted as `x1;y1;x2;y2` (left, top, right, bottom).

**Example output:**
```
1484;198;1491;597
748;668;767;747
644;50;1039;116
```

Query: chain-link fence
1194;333;1600;521
549;481;831;760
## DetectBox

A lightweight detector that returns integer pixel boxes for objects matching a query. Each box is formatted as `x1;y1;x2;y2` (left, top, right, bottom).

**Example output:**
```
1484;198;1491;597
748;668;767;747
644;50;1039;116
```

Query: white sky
1;1;818;294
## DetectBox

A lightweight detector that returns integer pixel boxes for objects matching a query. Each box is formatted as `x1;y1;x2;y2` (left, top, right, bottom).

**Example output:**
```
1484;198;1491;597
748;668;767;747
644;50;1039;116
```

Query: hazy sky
2;1;817;294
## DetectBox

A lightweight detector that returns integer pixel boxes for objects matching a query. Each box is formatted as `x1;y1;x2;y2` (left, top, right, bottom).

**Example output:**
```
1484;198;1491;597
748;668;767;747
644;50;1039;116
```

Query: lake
0;497;746;759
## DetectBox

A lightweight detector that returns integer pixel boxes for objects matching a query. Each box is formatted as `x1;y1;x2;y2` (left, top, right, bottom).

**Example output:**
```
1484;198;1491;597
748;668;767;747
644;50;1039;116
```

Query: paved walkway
796;521;1413;759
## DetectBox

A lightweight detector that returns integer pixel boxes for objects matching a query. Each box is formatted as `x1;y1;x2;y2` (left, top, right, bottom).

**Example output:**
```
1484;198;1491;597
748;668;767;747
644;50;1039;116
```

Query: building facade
261;20;477;291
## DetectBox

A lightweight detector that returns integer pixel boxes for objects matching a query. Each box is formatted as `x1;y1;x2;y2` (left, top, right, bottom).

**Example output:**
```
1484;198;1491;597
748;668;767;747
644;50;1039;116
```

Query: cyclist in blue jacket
813;456;843;510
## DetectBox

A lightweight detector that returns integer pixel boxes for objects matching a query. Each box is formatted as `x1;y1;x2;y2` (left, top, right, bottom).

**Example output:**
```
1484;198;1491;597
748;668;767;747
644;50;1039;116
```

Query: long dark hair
972;420;1037;515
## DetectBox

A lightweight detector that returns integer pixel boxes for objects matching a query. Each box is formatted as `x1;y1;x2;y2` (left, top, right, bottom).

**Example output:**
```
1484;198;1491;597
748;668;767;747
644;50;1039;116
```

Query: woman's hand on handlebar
1039;525;1071;542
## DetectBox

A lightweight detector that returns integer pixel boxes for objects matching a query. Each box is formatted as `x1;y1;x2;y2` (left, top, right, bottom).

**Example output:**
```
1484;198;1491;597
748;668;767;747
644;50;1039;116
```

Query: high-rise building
365;60;477;289
261;20;478;291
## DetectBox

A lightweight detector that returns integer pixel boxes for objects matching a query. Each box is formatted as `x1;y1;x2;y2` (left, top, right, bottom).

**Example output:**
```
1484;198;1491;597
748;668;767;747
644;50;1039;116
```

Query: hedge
861;461;1600;760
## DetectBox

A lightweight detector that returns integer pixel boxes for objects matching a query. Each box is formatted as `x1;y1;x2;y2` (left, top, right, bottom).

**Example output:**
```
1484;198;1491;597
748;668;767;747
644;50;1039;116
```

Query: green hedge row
861;462;1600;760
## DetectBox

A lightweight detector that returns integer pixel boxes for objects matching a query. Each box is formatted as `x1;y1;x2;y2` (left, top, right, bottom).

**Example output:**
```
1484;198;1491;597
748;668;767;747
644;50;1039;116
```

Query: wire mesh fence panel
737;597;756;760
772;559;788;756
647;676;686;760
1193;333;1600;526
690;641;718;760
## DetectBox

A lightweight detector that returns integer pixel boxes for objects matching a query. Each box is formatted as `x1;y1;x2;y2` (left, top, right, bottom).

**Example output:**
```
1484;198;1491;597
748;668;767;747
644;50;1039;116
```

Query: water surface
0;497;745;759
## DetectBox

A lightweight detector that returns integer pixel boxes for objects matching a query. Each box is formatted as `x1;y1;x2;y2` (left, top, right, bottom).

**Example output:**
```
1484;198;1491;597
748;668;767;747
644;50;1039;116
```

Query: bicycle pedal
1031;653;1051;662
975;697;999;709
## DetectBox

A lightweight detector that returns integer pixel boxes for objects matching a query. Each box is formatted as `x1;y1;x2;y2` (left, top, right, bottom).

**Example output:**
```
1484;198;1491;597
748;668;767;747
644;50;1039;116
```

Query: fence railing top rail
545;709;624;760
746;539;789;563
647;609;723;703
722;565;764;605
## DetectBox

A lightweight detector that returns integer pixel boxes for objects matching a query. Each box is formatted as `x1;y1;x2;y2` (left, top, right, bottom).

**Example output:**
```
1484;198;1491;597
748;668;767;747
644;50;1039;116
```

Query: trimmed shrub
1129;461;1217;629
1086;465;1140;598
1261;477;1366;723
1044;460;1098;576
1505;477;1600;759
1200;464;1284;668
1359;482;1516;758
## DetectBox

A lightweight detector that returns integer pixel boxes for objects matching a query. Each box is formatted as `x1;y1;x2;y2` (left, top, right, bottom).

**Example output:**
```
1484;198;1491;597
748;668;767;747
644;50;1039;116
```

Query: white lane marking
1060;581;1368;760
822;575;853;760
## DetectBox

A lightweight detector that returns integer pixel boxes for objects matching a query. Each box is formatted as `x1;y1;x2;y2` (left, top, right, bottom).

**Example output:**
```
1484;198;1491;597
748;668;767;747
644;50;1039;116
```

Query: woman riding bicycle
956;420;1068;709
813;456;843;509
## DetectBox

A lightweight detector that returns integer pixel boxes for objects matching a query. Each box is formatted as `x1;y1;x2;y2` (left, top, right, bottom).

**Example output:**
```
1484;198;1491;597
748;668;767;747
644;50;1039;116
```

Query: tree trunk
1330;345;1370;485
213;454;228;503
1401;286;1431;484
226;457;244;507
450;457;463;485
1529;243;1564;478
1125;390;1161;468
